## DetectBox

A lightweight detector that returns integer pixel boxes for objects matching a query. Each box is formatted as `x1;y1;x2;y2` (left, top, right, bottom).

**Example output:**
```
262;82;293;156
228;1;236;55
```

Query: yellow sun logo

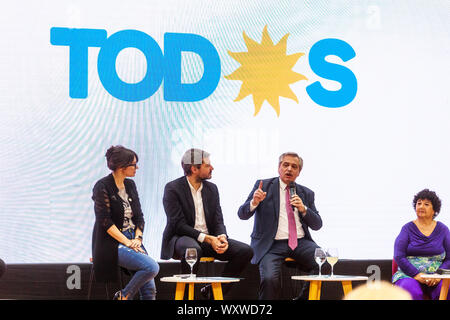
225;26;308;117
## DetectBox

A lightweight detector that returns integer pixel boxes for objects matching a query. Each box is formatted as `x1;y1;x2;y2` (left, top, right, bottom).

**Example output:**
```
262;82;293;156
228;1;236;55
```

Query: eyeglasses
126;163;138;168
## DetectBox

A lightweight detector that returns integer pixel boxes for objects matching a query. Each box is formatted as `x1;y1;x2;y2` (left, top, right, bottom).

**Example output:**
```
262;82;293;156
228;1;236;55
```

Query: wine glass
185;248;197;278
326;248;339;277
314;248;326;277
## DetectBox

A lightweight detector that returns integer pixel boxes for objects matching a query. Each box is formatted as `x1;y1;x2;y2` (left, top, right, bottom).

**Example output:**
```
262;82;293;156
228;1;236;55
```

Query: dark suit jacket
161;176;227;260
238;177;322;264
91;174;145;281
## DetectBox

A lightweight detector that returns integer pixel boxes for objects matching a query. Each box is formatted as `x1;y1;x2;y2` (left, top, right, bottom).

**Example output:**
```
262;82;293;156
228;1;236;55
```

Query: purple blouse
394;221;450;277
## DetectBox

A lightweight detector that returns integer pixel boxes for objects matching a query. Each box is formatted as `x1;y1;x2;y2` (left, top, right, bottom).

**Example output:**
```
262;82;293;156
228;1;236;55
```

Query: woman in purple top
393;189;450;300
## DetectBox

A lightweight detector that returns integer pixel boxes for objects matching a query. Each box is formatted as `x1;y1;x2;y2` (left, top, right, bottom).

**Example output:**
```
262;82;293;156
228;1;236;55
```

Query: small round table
292;275;368;300
160;276;241;300
421;274;450;300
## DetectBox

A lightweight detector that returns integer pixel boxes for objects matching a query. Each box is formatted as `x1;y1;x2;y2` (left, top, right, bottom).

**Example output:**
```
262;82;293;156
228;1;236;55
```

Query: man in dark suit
238;152;323;299
161;148;253;297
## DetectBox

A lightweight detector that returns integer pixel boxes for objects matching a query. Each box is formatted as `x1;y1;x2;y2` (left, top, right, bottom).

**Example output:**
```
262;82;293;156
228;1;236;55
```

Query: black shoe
293;283;309;301
200;285;213;300
113;290;123;300
293;292;308;301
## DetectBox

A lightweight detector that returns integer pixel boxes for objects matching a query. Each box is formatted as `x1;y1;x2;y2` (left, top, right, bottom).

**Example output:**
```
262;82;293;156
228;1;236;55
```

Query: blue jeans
118;229;159;300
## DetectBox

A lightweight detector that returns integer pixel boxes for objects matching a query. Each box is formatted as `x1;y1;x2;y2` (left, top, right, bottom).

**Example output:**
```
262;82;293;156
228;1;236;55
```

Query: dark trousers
174;236;253;295
258;238;320;300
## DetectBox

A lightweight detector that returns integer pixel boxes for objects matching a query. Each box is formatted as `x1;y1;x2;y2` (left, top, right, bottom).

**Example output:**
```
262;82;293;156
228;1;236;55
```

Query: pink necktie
285;188;297;250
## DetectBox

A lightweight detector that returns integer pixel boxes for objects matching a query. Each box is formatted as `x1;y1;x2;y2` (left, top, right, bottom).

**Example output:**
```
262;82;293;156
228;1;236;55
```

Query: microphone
289;182;296;210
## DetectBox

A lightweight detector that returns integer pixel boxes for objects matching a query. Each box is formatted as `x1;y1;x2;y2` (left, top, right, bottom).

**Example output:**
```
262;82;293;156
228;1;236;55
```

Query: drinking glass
314;248;326;277
326;248;339;277
185;248;197;278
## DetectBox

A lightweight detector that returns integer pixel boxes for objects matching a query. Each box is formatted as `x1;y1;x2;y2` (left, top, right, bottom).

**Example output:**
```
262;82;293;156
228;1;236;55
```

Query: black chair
200;257;216;276
87;258;127;299
282;257;308;299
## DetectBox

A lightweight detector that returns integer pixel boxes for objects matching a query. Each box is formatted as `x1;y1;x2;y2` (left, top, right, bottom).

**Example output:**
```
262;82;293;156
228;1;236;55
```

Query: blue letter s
306;39;357;108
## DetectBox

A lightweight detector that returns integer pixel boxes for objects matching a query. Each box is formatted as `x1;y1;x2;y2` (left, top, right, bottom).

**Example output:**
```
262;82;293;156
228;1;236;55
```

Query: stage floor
0;259;392;300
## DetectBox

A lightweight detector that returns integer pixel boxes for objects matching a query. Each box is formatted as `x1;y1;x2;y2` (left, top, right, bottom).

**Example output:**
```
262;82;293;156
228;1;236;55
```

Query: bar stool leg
175;283;186;300
188;283;195;300
211;283;223;300
87;263;94;300
105;281;110;299
282;258;300;298
308;280;321;300
341;281;353;296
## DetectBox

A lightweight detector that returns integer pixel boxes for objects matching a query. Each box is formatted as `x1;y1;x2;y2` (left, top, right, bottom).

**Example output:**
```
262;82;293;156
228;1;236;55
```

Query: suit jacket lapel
181;177;196;224
295;184;305;205
295;184;306;223
273;178;280;219
201;185;210;222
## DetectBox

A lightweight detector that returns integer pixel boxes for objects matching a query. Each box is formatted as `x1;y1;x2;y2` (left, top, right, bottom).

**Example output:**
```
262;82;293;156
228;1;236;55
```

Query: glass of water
314;248;326;277
185;248;197;279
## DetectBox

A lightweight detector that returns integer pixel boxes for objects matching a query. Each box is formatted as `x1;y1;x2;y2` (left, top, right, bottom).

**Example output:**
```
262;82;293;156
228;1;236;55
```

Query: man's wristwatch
135;235;143;241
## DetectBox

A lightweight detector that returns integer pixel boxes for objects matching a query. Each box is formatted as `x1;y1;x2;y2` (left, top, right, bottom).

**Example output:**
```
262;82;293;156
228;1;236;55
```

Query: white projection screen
1;0;449;263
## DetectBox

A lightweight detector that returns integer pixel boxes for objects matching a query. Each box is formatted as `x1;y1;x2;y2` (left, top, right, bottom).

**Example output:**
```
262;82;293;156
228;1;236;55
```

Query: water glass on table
185;248;197;279
314;248;326;277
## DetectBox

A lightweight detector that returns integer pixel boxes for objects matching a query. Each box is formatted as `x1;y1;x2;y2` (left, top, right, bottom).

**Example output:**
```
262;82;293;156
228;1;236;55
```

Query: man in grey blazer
238;152;323;299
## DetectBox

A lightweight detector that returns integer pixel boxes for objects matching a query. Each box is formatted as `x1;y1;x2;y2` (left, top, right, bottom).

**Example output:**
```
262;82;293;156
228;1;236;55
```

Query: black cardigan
91;174;145;282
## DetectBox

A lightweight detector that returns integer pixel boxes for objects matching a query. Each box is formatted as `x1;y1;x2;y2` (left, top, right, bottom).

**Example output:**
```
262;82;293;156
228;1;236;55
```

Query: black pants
174;236;253;294
258;238;320;300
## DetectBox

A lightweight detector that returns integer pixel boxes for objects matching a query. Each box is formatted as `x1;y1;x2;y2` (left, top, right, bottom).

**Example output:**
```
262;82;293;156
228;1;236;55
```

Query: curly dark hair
412;189;441;217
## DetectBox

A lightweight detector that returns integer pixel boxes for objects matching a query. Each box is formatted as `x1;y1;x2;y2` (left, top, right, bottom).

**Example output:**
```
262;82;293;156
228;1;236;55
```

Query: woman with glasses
92;145;159;300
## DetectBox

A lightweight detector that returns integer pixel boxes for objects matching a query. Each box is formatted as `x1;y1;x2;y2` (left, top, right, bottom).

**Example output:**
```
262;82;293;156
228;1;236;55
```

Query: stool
200;257;215;276
282;257;304;298
284;257;296;263
87;258;126;300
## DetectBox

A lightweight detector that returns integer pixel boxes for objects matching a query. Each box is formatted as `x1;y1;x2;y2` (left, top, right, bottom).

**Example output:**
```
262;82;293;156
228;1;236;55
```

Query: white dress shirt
187;177;209;243
274;179;305;240
250;178;306;240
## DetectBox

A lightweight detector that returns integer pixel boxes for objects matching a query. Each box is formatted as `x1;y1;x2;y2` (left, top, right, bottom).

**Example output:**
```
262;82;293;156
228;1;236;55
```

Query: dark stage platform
0;259;392;300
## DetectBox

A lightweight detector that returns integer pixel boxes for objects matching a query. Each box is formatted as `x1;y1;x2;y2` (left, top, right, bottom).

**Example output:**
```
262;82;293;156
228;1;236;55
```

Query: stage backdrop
1;0;449;263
